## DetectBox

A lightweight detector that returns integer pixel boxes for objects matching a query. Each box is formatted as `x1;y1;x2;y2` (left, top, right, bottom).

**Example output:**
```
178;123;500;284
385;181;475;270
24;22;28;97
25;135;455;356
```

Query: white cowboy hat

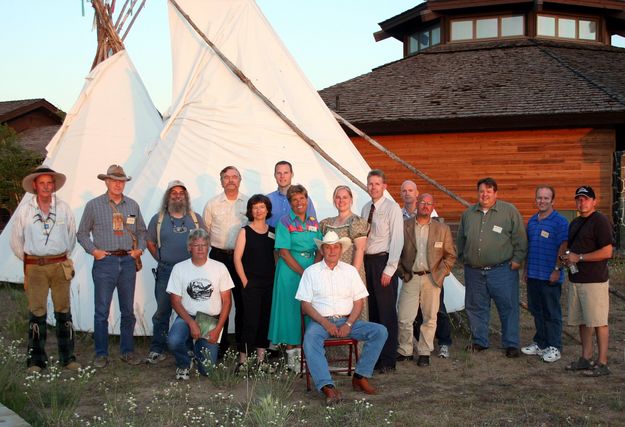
21;165;66;194
314;230;352;253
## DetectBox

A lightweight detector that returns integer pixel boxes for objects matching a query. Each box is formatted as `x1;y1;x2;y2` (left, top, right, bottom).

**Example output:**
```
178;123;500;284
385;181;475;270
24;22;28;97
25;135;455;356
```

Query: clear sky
2;1;624;113
1;0;418;113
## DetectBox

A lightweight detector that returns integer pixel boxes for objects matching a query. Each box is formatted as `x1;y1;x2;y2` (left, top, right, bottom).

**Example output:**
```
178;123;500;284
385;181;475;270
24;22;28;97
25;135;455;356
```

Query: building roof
319;39;625;134
17;125;60;157
0;99;62;124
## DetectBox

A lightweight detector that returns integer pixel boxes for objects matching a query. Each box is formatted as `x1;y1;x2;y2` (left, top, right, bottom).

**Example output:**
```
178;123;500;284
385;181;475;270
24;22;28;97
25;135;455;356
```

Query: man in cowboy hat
10;165;80;372
295;231;388;405
77;164;147;368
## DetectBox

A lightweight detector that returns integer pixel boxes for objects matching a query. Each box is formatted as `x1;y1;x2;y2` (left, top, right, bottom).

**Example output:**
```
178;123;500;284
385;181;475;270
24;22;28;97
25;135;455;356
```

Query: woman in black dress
233;194;276;366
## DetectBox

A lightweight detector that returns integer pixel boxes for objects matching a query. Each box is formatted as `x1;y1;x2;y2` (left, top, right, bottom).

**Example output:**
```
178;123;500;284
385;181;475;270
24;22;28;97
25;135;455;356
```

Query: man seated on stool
296;231;388;405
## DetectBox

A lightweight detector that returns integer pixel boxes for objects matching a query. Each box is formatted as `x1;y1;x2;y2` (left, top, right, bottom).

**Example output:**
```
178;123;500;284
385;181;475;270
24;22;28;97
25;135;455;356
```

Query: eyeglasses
418;202;434;206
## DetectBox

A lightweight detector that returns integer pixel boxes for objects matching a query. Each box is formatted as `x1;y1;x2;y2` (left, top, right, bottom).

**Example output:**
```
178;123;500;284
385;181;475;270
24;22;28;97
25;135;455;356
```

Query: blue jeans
527;278;562;351
464;264;520;348
167;316;218;375
149;263;174;354
303;317;387;391
92;255;136;356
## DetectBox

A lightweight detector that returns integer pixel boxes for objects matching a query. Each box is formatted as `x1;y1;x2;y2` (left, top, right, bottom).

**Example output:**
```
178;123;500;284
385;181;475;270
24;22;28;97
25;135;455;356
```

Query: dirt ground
1;274;624;426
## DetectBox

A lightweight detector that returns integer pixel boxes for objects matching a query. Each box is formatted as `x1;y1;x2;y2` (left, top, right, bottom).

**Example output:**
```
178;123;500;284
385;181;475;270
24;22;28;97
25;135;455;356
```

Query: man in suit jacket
397;193;456;367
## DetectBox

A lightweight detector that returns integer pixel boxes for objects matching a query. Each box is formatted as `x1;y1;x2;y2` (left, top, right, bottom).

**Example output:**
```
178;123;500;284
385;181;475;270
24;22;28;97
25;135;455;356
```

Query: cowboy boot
55;312;79;369
27;313;48;370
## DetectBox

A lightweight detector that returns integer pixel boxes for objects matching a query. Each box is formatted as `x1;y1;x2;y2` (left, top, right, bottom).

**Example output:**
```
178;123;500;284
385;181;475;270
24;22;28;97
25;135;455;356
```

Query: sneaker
145;352;166;364
120;352;142;366
438;345;450;359
175;367;190;380
64;361;82;371
521;342;544;356
93;355;109;369
542;347;561;363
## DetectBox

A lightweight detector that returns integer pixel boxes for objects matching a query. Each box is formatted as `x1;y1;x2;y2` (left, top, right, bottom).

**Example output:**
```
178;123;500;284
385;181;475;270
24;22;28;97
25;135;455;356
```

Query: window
407;25;441;54
537;14;598;41
450;15;524;41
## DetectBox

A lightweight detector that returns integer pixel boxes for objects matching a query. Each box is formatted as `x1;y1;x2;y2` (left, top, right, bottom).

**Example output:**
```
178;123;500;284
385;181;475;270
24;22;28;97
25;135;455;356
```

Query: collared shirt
10;193;76;259
202;192;248;250
147;211;206;264
412;220;430;272
361;197;404;276
296;260;369;317
457;200;527;267
77;192;147;254
266;188;316;228
526;210;568;282
402;207;439;220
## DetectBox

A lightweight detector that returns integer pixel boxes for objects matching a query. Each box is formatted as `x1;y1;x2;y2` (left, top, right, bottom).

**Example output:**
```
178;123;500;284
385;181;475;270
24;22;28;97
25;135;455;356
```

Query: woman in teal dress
268;184;322;372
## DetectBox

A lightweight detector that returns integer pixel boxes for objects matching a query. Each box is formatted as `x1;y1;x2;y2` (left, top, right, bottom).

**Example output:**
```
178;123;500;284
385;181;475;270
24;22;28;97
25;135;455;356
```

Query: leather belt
298;251;315;258
211;246;234;256
24;254;67;266
108;250;130;257
365;252;388;258
325;315;349;320
467;261;509;271
413;271;431;276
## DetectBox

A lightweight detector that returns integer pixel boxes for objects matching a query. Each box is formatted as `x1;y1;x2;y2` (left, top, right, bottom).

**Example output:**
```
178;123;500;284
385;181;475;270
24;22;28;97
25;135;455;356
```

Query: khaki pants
397;274;441;356
25;262;71;317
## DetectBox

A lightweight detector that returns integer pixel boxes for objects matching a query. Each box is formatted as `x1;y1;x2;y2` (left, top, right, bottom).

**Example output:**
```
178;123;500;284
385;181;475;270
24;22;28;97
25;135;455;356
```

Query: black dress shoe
376;365;396;374
505;347;520;358
396;353;414;362
465;343;488;352
416;355;430;367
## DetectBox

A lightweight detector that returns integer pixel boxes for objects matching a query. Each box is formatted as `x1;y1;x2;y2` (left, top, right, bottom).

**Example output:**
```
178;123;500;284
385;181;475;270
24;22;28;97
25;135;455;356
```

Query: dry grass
1;262;624;426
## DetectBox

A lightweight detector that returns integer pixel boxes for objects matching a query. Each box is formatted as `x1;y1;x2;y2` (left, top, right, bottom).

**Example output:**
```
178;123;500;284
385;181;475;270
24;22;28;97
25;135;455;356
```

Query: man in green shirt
457;177;527;358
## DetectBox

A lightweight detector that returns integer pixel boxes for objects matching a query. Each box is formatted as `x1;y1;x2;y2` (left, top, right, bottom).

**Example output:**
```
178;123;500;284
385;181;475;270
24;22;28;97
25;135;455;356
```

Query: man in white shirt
203;166;248;356
361;169;404;373
167;228;233;380
296;231;387;405
11;166;79;372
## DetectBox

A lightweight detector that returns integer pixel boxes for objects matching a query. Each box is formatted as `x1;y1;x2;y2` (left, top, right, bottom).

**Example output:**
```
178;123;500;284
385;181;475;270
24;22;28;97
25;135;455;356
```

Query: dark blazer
398;218;457;287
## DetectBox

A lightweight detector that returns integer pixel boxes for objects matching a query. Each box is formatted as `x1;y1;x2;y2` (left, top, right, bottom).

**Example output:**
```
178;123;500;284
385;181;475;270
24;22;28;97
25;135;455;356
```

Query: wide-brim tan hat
314;230;352;253
21;166;66;194
97;164;131;181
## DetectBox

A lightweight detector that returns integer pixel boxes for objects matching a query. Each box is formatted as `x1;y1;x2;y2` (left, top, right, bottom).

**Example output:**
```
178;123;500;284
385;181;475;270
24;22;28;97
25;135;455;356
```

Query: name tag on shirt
307;225;317;232
434;241;443;248
57;219;65;225
540;230;549;238
126;216;136;225
492;225;503;234
268;232;275;240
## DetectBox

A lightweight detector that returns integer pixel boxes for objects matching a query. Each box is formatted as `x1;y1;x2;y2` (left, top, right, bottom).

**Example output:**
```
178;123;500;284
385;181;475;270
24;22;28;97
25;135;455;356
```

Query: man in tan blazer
397;194;456;366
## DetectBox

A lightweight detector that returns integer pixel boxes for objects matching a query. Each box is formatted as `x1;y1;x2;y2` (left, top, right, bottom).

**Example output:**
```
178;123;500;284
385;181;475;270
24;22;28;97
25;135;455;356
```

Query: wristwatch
345;321;353;328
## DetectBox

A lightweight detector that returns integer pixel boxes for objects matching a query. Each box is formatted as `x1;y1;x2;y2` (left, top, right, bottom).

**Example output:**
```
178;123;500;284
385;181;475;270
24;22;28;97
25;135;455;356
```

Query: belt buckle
37;258;46;266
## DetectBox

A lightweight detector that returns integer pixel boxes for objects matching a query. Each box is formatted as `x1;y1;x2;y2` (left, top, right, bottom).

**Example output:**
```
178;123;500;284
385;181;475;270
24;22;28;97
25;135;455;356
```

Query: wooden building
319;0;625;239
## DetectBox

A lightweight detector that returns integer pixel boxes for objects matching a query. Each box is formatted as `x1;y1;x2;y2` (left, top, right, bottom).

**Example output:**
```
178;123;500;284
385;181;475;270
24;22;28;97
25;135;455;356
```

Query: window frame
536;13;599;42
449;14;525;42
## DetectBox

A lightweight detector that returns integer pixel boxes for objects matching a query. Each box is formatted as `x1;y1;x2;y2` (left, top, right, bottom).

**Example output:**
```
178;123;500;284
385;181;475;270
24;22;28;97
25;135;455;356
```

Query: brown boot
352;375;377;395
321;385;343;405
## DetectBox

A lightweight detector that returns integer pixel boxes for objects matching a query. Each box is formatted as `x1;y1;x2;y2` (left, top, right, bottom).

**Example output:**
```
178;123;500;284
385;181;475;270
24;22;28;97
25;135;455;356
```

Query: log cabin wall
351;127;615;223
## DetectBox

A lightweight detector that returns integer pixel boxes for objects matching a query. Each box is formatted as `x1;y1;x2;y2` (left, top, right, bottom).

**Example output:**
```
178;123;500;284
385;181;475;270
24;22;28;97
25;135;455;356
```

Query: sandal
583;363;610;377
565;357;594;371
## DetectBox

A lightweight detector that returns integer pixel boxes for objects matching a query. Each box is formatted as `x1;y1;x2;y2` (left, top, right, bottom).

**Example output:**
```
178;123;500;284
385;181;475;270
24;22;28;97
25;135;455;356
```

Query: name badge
307;225;317;232
126;216;136;225
540;230;550;238
268;231;275;240
492;225;503;234
57;219;65;225
434;241;443;248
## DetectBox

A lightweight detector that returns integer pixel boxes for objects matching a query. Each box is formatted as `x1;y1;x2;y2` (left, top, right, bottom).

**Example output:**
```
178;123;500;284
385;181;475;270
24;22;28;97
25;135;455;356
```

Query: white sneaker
438;345;450;359
542;346;561;363
145;352;166;364
521;342;544;356
175;367;190;380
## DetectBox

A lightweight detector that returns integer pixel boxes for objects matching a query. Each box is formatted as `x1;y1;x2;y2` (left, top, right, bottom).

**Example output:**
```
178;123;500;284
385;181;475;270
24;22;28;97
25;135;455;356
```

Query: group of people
10;160;613;405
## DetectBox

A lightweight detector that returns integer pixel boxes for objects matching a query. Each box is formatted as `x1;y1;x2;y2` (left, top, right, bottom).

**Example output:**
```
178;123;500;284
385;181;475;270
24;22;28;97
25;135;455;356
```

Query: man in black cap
10;166;80;372
561;186;613;377
77;164;147;368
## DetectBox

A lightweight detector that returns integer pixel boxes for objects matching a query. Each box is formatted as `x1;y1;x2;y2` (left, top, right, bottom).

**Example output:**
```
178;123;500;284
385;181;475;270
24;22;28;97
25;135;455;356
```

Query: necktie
367;203;375;236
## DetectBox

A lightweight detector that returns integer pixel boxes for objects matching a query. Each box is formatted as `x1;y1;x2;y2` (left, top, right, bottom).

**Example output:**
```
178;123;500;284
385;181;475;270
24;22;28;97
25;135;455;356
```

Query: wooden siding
351;128;615;222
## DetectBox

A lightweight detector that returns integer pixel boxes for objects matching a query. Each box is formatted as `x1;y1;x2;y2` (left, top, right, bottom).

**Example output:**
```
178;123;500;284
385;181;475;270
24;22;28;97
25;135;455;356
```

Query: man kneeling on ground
167;228;233;380
296;231;388;405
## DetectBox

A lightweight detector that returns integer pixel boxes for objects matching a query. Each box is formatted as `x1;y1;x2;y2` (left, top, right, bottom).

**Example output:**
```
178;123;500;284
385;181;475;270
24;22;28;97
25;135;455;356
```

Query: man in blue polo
522;185;568;363
266;160;316;227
